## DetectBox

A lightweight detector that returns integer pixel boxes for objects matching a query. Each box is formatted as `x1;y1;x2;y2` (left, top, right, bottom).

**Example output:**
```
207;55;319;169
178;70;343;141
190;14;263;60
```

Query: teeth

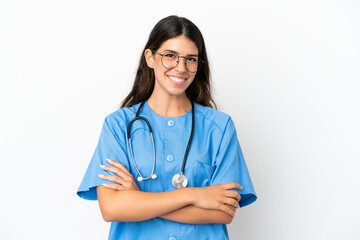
169;76;185;82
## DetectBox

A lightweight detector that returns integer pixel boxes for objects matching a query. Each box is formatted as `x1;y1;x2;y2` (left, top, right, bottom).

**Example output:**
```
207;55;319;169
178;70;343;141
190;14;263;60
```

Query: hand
99;159;140;191
191;182;242;217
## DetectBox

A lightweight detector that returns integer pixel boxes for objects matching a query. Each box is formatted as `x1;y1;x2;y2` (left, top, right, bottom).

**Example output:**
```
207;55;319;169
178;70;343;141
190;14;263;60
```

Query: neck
147;93;192;118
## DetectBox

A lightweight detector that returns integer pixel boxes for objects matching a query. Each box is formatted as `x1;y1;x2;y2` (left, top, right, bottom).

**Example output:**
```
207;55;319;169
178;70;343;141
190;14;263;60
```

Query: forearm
159;205;235;224
97;186;193;222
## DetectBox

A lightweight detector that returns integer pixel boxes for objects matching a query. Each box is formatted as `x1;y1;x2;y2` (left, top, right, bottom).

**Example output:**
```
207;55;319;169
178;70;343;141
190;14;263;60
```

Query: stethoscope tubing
127;100;194;185
128;131;156;181
180;101;194;174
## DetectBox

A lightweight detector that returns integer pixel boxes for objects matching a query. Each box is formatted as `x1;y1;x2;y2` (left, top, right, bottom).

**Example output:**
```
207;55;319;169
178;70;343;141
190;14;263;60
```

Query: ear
144;49;155;69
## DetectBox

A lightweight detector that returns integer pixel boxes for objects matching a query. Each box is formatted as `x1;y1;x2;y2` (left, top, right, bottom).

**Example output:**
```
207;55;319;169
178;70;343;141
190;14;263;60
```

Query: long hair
120;15;216;109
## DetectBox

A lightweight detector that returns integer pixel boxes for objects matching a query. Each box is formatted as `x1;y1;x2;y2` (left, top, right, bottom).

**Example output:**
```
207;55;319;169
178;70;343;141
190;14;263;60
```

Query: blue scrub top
77;101;257;240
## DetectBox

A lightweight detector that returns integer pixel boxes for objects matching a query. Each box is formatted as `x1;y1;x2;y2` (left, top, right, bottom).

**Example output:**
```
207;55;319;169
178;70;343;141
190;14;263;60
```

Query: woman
77;15;257;239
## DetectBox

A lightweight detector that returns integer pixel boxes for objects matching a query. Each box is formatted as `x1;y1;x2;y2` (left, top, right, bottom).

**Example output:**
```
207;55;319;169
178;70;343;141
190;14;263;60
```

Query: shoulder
102;103;141;133
194;103;233;132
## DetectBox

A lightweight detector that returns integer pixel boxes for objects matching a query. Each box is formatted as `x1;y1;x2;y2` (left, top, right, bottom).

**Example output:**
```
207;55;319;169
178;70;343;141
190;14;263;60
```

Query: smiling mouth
168;75;186;83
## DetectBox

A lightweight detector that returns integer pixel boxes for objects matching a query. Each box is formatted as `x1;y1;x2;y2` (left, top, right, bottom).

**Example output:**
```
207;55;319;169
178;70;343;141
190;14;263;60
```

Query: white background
1;0;359;239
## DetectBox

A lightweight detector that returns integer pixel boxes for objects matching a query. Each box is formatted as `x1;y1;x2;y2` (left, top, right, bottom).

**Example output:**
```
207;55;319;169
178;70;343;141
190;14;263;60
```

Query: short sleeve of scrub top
77;102;257;240
77;115;131;200
211;117;257;207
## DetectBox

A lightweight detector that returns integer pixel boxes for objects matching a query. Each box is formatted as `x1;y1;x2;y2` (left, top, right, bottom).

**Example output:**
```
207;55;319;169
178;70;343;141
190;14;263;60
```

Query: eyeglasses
152;50;204;73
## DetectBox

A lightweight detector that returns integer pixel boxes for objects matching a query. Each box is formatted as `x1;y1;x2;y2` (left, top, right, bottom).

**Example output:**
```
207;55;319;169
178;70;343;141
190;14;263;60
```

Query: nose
174;57;187;73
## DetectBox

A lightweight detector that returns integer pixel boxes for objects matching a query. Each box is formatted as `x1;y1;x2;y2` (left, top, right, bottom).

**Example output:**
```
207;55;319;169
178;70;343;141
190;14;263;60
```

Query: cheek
188;75;196;84
153;69;169;87
153;63;167;77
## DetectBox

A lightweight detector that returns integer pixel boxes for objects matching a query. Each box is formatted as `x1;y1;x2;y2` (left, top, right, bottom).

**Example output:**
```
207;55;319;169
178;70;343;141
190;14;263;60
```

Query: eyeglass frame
151;49;204;73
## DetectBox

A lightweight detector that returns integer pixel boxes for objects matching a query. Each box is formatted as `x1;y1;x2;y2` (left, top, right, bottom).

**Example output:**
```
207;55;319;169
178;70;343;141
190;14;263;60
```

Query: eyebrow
163;49;199;57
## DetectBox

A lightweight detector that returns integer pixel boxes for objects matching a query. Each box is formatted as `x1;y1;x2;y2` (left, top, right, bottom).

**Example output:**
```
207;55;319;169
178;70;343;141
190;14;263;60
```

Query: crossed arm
159;202;237;224
97;159;241;224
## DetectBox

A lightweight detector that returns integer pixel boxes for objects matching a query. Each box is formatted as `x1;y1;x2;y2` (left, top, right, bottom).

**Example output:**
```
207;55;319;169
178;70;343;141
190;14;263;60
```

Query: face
145;35;199;98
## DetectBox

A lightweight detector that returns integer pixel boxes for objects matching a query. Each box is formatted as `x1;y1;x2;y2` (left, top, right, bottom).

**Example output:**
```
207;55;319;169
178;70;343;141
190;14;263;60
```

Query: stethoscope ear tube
127;101;152;139
127;116;153;139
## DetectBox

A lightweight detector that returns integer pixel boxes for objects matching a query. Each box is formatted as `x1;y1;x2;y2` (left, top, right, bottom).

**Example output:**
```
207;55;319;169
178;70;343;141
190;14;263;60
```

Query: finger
223;197;239;209
219;204;236;217
225;190;241;202
106;159;133;177
100;164;132;181
226;204;237;214
223;182;242;191
98;174;125;185
226;205;237;217
100;175;139;191
102;183;125;191
227;205;236;211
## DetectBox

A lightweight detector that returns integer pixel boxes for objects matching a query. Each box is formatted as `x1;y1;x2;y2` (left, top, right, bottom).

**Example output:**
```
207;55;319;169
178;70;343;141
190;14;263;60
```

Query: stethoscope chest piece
137;174;157;182
172;173;188;188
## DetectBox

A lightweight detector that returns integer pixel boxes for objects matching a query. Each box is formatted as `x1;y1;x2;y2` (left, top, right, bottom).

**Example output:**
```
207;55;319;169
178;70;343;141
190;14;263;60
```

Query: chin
167;90;187;97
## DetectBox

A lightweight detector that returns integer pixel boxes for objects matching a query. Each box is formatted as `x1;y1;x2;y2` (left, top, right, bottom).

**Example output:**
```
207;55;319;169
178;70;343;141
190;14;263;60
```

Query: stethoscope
127;101;195;189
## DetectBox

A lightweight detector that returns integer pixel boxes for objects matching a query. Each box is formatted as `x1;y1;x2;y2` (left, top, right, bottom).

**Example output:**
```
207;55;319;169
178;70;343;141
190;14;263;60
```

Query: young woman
77;15;257;239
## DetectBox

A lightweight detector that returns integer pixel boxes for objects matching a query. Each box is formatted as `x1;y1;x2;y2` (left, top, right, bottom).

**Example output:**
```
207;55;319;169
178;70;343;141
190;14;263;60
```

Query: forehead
157;35;199;55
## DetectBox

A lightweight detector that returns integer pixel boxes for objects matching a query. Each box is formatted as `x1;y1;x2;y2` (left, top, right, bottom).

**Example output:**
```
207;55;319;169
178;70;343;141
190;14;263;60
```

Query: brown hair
120;15;217;109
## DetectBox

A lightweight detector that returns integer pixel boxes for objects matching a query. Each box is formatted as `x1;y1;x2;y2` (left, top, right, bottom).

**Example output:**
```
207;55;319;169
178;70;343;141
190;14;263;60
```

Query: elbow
97;186;119;222
100;206;115;222
102;215;112;223
223;215;234;224
215;211;234;224
96;187;141;222
221;205;237;224
101;212;112;222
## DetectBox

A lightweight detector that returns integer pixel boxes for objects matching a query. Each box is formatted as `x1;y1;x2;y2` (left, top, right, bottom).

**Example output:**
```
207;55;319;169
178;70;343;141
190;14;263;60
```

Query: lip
167;75;187;86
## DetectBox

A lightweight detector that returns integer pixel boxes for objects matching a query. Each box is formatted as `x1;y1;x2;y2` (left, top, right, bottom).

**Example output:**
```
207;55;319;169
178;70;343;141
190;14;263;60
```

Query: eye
187;57;198;62
164;53;177;58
